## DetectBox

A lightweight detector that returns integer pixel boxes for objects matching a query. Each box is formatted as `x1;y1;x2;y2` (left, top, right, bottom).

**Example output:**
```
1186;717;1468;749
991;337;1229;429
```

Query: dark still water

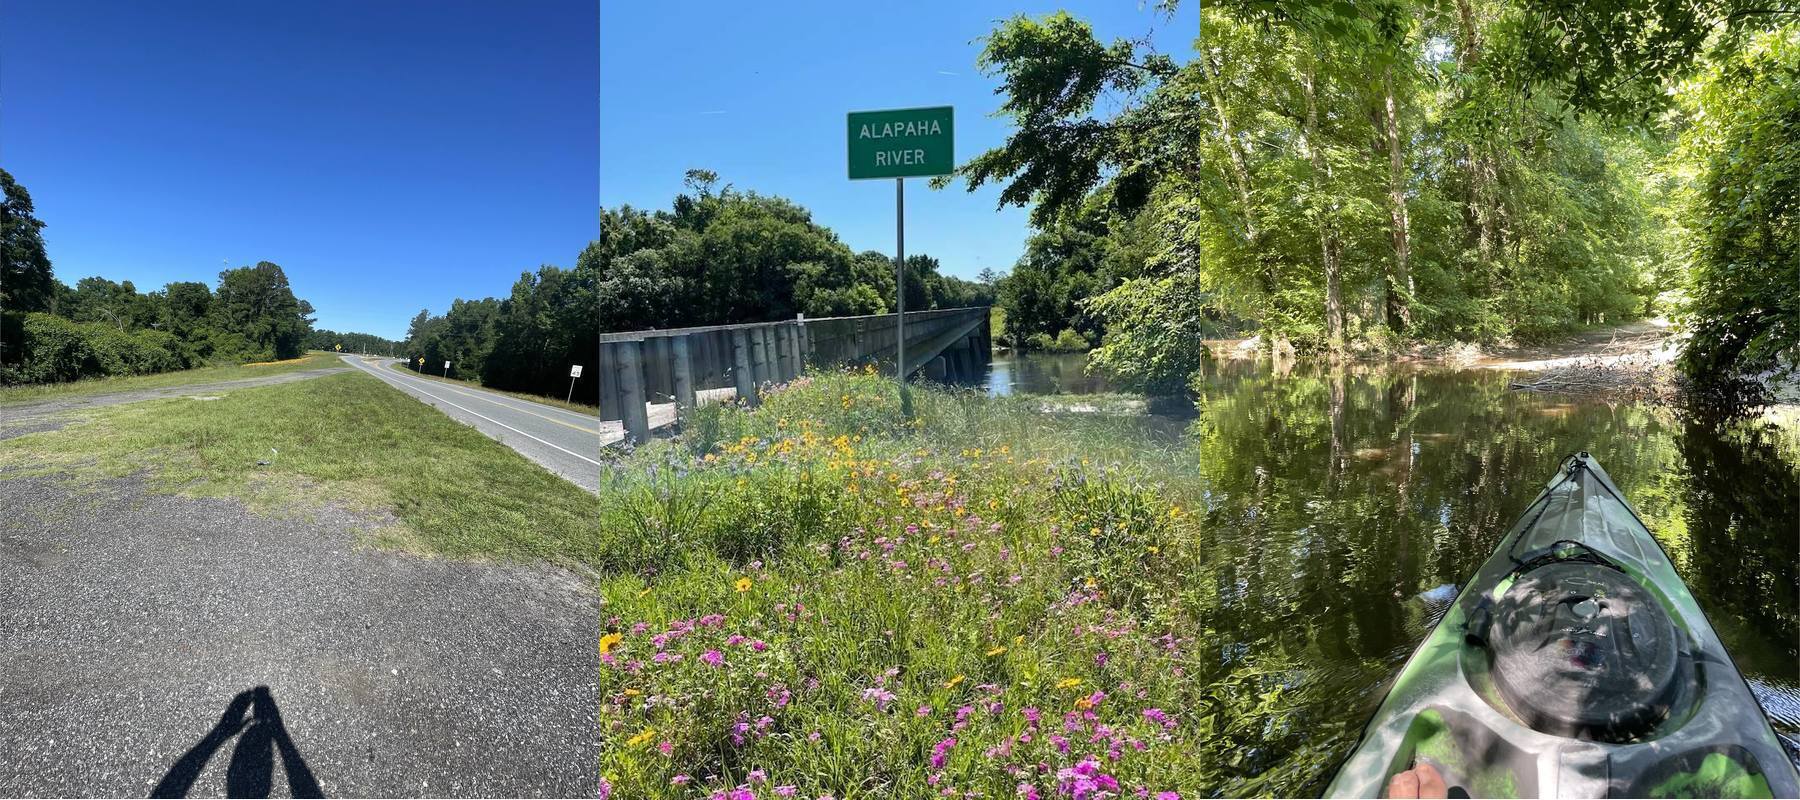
996;353;1799;793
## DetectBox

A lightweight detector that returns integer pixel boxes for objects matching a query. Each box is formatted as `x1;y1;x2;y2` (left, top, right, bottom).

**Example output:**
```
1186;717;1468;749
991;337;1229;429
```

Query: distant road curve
341;356;599;492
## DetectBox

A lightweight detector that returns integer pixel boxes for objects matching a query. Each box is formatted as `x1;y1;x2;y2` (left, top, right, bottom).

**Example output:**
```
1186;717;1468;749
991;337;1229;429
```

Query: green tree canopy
1;168;55;314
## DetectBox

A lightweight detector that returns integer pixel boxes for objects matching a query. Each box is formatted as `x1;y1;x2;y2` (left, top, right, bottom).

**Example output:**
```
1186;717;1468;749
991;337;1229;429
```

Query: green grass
385;360;599;416
0;351;340;406
594;372;1332;799
0;370;601;565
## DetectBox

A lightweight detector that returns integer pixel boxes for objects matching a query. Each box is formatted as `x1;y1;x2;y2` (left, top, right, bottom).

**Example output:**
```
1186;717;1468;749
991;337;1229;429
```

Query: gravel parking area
0;475;599;797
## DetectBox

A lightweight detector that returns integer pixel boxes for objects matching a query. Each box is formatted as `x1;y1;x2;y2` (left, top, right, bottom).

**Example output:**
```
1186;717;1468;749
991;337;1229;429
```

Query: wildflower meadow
596;369;1362;799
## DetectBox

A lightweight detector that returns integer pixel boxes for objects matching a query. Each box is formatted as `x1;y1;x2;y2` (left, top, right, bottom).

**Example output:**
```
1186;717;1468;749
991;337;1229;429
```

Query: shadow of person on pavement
150;686;324;798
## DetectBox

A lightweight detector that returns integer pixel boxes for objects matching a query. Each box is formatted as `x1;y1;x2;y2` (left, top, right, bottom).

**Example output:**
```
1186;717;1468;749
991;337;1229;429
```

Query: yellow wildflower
735;576;753;593
986;645;1008;657
944;674;965;689
626;727;657;747
599;632;623;655
1056;677;1083;690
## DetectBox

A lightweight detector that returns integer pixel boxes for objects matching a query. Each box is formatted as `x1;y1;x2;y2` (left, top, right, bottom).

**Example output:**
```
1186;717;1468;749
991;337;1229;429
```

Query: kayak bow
1326;453;1800;799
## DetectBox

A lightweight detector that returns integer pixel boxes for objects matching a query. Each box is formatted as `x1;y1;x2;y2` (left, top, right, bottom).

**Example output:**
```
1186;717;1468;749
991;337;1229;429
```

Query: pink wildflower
861;687;896;712
931;737;957;769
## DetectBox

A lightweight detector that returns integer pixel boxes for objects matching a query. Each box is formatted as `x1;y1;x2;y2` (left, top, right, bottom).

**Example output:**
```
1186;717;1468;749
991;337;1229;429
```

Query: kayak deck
1326;453;1800;798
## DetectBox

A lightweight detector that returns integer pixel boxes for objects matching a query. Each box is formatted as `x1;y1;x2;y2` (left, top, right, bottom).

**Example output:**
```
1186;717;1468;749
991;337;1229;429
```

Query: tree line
402;173;996;409
962;1;1797;400
2;169;324;384
304;329;401;356
595;170;993;332
401;246;600;405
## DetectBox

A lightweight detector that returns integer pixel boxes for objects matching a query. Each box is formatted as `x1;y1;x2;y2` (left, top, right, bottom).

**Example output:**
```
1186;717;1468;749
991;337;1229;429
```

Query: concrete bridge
595;306;992;443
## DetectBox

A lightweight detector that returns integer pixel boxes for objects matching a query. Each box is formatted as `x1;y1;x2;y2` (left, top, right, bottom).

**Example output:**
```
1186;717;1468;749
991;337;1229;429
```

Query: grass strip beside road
384;360;599;417
0;351;339;406
0;371;600;566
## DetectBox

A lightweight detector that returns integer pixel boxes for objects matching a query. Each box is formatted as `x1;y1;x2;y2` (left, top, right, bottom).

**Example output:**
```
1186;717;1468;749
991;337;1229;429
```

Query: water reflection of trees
1676;420;1800;676
1175;361;1800;791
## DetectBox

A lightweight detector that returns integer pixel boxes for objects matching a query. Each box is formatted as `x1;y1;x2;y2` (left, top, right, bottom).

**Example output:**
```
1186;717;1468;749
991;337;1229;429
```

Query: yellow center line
365;361;601;435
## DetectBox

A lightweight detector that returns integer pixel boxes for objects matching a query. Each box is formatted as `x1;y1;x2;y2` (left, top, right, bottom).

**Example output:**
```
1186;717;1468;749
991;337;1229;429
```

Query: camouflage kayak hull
1326;453;1800;799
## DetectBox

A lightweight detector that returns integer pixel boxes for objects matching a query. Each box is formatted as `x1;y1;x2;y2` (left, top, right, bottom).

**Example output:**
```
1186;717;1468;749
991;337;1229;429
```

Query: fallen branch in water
1508;356;1677;403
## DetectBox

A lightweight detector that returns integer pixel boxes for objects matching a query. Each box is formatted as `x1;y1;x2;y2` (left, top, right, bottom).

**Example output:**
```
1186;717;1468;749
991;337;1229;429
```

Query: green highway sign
847;106;954;180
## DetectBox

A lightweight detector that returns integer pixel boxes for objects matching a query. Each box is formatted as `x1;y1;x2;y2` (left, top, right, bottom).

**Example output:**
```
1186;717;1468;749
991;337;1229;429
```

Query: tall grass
597;371;1342;799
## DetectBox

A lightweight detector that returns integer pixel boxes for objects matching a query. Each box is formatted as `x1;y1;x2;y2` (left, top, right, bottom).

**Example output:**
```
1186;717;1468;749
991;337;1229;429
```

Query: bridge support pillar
732;329;757;407
672;335;695;412
752;328;771;385
766;327;784;381
617;340;650;445
925;355;947;382
775;326;794;380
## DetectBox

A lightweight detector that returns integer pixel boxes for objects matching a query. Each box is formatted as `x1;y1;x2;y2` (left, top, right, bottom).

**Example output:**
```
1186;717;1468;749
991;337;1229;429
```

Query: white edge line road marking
350;358;602;467
381;367;600;434
370;358;601;428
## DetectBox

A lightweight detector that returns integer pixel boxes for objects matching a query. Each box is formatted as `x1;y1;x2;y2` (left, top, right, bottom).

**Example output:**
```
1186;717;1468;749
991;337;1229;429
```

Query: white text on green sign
847;106;954;180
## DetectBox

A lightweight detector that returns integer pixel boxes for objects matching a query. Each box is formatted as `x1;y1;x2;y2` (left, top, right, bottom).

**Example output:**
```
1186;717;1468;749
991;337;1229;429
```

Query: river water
979;351;1800;792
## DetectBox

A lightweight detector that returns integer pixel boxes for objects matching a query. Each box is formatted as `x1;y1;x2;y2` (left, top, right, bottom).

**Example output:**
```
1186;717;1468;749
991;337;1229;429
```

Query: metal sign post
567;364;583;404
895;177;910;417
848;105;953;420
442;360;450;377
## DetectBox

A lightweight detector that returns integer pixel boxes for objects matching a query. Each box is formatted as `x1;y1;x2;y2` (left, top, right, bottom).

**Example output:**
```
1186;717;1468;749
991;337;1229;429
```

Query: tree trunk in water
1301;59;1345;354
1382;63;1413;334
1328;366;1347;483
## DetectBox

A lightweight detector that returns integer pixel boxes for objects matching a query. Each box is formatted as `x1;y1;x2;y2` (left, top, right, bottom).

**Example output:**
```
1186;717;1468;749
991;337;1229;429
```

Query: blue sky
1;0;596;340
600;1;1194;281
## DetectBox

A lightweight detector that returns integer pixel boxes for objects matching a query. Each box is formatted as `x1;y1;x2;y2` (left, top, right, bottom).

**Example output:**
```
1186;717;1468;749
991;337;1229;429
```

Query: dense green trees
959;3;1797;396
1;169;325;383
1;168;55;315
1671;29;1799;399
402;245;599;405
594;171;988;330
405;176;994;407
304;329;400;355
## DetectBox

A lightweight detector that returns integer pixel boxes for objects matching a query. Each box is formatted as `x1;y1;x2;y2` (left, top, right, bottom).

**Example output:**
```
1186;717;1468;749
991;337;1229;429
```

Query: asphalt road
342;357;600;492
0;367;350;439
0;475;600;797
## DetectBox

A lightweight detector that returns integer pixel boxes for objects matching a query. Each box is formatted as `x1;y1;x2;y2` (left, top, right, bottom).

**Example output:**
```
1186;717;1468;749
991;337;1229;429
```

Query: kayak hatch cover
1325;453;1800;799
